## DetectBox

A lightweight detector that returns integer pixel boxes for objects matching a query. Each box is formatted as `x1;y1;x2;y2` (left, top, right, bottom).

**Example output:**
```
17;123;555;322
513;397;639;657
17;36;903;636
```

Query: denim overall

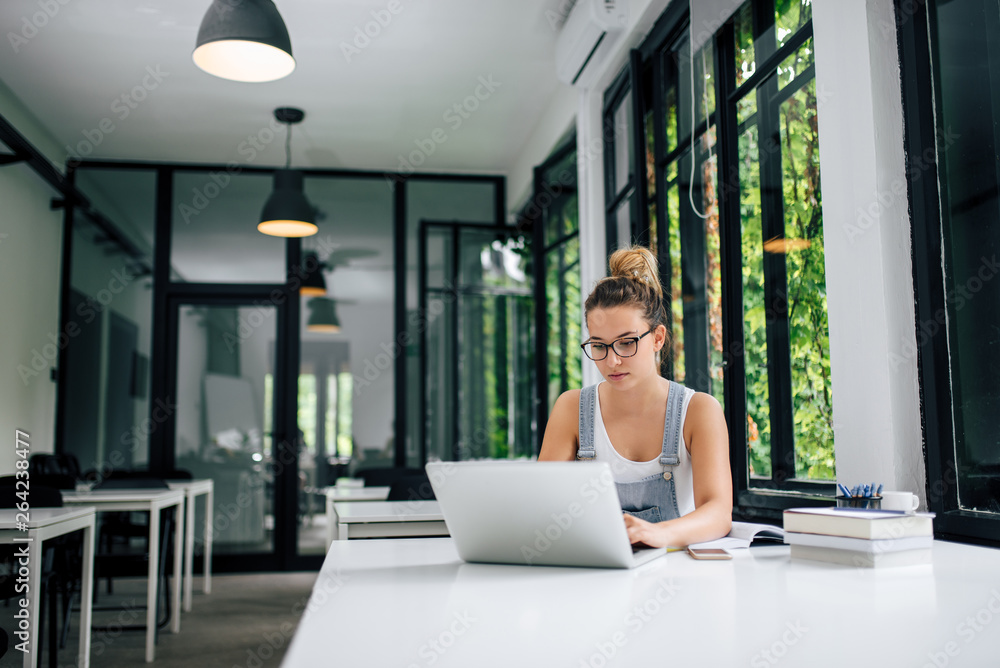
577;381;685;523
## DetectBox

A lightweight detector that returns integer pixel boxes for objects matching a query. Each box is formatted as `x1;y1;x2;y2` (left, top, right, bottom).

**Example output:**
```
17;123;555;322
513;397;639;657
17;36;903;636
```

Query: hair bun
608;245;663;298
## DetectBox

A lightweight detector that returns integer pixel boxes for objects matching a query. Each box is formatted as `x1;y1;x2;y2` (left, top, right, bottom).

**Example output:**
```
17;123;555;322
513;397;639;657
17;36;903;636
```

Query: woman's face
584;306;665;388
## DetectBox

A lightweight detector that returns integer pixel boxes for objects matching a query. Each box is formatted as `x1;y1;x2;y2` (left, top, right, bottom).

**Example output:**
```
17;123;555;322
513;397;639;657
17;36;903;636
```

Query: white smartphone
687;547;732;560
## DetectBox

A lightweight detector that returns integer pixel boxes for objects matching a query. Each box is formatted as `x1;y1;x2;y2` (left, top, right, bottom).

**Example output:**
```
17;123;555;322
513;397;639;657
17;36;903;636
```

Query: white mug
880;490;919;512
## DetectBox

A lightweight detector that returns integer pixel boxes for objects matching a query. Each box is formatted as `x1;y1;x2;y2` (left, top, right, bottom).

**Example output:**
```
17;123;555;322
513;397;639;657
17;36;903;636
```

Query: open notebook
688;522;786;551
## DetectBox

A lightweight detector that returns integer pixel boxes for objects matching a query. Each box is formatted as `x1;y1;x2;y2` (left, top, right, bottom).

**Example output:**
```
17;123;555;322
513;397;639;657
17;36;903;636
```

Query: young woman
539;245;732;548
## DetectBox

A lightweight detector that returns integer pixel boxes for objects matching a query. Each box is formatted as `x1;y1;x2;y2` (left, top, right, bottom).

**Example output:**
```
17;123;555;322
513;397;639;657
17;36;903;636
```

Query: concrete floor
0;571;318;668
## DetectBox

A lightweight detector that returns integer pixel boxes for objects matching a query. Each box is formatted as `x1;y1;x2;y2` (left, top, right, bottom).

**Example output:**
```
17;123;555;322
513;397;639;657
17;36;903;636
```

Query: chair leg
60;582;74;649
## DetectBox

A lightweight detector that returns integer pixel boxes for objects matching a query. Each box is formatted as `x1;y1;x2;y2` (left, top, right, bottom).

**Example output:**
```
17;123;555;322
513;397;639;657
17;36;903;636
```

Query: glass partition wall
58;164;508;569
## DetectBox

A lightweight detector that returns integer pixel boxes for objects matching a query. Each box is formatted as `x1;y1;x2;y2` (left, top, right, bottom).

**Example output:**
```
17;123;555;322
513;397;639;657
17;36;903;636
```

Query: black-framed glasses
580;328;655;361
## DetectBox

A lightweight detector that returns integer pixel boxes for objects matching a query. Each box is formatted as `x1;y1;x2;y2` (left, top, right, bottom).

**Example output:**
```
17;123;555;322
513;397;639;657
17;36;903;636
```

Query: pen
875;483;883;496
838;483;851;498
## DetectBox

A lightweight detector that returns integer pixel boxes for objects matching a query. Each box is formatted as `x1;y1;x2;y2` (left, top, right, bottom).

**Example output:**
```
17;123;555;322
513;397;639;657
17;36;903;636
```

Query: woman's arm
624;392;733;547
537;389;581;461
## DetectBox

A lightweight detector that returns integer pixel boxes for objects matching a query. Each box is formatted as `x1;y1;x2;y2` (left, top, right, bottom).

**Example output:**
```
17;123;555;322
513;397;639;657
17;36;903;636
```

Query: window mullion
753;0;797;486
714;19;749;497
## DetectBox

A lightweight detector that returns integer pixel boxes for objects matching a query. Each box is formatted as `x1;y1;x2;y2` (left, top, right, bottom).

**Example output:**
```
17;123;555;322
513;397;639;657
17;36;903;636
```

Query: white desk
284;537;1000;667
0;507;95;668
62;489;184;663
323;486;390;547
332;500;448;541
166;479;214;611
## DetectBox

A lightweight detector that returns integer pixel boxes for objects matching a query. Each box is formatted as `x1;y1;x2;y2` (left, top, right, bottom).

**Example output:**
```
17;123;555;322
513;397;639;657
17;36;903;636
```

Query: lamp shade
300;251;327;296
258;170;318;237
193;0;295;82
307;297;341;333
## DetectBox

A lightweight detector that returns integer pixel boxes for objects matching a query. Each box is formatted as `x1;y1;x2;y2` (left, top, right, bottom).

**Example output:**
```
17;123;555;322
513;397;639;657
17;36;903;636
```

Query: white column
576;87;609;388
812;0;926;504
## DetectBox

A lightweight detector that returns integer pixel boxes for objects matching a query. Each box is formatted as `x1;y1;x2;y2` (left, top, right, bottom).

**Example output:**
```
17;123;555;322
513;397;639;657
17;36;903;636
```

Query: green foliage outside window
737;8;833;481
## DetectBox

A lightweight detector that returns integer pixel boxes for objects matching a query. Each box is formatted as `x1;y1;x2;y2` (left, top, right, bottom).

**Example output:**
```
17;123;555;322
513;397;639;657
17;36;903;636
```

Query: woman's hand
623;514;673;548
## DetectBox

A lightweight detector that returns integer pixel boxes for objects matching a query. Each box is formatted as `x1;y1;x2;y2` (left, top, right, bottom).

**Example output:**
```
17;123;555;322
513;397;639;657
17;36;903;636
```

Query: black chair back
357;466;425;488
0;482;63;508
387;474;436;501
93;476;169;490
33;473;77;491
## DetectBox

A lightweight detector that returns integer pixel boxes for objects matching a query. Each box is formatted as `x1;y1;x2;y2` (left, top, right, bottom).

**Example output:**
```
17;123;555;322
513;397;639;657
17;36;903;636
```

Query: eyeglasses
581;328;655;361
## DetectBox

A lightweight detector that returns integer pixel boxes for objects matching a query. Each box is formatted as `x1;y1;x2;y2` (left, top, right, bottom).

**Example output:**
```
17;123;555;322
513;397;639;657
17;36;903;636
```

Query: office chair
387;474;437;502
355;467;425;488
91;474;176;630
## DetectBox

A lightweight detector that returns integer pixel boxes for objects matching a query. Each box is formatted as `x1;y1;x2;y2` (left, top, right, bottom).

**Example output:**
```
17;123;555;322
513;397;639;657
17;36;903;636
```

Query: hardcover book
782;507;934;540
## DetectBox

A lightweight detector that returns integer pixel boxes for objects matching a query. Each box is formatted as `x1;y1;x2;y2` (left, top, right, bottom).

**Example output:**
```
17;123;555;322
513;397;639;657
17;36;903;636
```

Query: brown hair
585;245;668;337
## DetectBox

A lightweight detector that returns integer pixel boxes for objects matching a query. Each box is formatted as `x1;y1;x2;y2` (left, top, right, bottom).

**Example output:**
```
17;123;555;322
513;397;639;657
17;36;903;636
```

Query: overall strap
659;381;684;466
576;384;597;460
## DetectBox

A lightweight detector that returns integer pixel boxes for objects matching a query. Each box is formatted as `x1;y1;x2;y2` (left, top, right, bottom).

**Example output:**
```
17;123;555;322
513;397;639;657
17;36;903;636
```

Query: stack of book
782;507;935;567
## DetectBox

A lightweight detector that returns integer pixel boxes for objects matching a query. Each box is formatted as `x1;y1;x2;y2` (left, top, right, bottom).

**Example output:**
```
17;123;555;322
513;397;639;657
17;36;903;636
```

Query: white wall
813;0;925;504
174;307;208;459
573;0;675;387
335;302;394;452
506;83;578;216
0;81;66;473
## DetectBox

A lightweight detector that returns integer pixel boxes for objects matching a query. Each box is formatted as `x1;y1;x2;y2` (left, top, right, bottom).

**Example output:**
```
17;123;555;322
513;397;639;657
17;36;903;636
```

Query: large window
607;0;834;512
727;1;833;490
528;140;581;428
899;0;1000;544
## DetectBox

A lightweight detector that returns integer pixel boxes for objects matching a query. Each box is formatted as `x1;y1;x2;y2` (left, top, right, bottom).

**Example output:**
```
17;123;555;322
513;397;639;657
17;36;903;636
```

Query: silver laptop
426;460;666;569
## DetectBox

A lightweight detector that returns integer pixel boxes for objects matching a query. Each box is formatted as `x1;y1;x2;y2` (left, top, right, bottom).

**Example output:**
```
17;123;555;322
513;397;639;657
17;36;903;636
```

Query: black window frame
896;0;1000;547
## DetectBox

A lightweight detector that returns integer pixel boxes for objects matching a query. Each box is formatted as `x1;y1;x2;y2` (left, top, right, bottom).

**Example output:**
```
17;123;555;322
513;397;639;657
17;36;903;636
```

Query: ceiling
0;0;573;174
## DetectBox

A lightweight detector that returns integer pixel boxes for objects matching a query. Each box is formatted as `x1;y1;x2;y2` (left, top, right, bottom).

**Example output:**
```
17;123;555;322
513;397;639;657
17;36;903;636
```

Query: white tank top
593;381;697;517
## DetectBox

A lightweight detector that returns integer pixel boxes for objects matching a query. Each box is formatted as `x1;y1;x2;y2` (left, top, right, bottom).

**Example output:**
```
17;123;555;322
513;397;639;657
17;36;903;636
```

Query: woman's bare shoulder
539;389;583;460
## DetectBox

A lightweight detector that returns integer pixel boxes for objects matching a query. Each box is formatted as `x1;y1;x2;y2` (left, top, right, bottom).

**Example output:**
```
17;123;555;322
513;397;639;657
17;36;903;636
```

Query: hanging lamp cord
284;123;292;169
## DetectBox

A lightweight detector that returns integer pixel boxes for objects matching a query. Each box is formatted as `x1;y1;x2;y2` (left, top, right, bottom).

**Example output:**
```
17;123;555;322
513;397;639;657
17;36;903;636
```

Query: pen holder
836;495;881;509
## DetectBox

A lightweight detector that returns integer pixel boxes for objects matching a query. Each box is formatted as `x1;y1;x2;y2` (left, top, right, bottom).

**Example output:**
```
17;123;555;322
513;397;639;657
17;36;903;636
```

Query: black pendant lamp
300;252;327;296
307;297;341;333
259;108;317;238
193;0;295;82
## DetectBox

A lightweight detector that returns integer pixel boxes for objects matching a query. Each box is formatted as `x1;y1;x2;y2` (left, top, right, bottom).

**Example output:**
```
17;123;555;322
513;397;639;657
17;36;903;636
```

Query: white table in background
62;488;184;663
332;500;447;541
323;486;390;547
0;507;95;668
166;479;214;611
283;537;1000;667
